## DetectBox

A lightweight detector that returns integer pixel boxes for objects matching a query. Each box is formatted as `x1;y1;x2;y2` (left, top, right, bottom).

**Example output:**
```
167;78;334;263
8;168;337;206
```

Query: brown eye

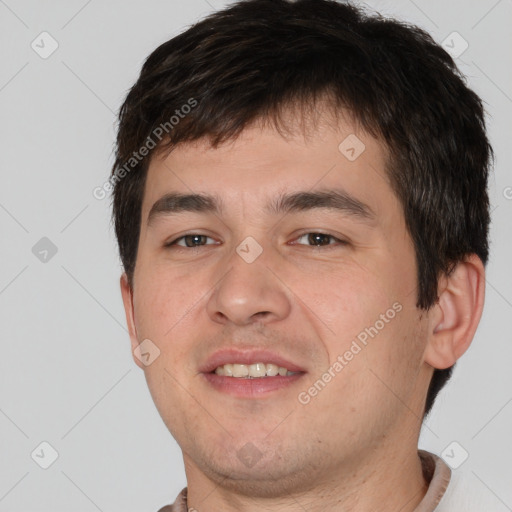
295;233;347;247
166;234;216;248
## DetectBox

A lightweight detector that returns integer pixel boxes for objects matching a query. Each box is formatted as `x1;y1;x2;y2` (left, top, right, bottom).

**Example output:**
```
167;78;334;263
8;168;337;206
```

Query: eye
293;232;347;248
164;232;347;250
166;234;217;248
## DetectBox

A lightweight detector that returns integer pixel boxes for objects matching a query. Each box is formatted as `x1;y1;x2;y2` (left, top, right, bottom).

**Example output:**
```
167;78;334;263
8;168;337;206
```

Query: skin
121;109;485;512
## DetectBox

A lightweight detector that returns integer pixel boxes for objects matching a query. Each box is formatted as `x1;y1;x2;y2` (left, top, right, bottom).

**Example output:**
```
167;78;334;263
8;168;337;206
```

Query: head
111;0;491;495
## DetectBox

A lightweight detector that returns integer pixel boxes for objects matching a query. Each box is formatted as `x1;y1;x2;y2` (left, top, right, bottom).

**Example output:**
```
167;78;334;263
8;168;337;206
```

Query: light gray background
0;0;511;510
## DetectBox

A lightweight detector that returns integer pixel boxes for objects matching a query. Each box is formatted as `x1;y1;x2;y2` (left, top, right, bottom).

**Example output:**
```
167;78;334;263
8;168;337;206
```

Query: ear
120;273;144;370
423;254;486;370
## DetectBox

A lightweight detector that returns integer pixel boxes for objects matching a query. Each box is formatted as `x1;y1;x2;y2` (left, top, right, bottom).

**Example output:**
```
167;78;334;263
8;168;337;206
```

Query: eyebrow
147;188;376;226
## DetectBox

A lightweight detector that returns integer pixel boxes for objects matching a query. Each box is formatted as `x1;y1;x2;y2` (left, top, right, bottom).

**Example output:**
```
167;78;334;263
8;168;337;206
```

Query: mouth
200;350;307;397
212;362;301;378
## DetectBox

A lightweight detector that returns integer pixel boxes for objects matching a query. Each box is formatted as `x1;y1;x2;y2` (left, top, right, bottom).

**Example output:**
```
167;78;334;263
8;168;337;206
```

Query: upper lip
200;348;307;373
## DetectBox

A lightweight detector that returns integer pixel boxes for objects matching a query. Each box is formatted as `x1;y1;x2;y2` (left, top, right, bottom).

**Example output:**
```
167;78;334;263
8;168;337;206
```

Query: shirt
157;449;452;511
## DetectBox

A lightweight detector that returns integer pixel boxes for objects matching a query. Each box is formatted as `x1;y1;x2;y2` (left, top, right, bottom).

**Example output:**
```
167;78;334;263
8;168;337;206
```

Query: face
121;112;434;496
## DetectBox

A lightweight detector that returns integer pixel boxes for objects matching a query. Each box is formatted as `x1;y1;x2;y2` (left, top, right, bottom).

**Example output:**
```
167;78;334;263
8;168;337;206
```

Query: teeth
266;363;279;376
214;362;299;378
249;363;267;377
232;364;249;377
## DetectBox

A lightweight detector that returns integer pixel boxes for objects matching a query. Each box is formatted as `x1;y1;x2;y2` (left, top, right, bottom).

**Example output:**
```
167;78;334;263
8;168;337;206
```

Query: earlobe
120;273;144;369
423;254;485;370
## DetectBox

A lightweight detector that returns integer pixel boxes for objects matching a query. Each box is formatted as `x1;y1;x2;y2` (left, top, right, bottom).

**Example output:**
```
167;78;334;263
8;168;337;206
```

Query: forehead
141;114;393;223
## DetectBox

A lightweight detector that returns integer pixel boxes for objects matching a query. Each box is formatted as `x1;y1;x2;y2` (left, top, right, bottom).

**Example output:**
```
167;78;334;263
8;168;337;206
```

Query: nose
205;241;292;327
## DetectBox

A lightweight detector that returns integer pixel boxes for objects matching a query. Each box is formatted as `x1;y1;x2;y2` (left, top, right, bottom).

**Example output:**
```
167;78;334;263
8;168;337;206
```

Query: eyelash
165;232;348;250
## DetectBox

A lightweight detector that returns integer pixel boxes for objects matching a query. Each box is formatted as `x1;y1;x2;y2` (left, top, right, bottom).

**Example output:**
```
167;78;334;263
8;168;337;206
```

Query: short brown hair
110;0;493;416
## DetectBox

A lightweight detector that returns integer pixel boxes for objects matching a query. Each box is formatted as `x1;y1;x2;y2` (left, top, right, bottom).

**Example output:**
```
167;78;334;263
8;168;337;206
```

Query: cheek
289;259;401;345
132;266;206;386
133;265;198;339
295;247;421;387
362;306;427;409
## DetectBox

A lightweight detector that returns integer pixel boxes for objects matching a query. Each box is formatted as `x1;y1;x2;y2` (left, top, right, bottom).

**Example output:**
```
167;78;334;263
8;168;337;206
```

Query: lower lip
202;372;305;397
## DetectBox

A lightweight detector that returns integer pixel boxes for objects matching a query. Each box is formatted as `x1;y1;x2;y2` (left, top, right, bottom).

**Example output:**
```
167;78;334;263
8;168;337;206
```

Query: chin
189;441;325;498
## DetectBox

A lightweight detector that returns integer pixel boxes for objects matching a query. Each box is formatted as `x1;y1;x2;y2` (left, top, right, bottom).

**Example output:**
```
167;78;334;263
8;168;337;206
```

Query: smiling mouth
212;362;302;378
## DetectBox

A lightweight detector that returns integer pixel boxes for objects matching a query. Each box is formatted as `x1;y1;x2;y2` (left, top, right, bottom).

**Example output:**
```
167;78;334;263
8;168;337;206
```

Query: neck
183;438;428;512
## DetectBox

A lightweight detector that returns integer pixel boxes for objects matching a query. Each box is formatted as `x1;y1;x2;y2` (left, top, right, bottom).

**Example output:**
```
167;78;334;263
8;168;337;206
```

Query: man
110;0;493;510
